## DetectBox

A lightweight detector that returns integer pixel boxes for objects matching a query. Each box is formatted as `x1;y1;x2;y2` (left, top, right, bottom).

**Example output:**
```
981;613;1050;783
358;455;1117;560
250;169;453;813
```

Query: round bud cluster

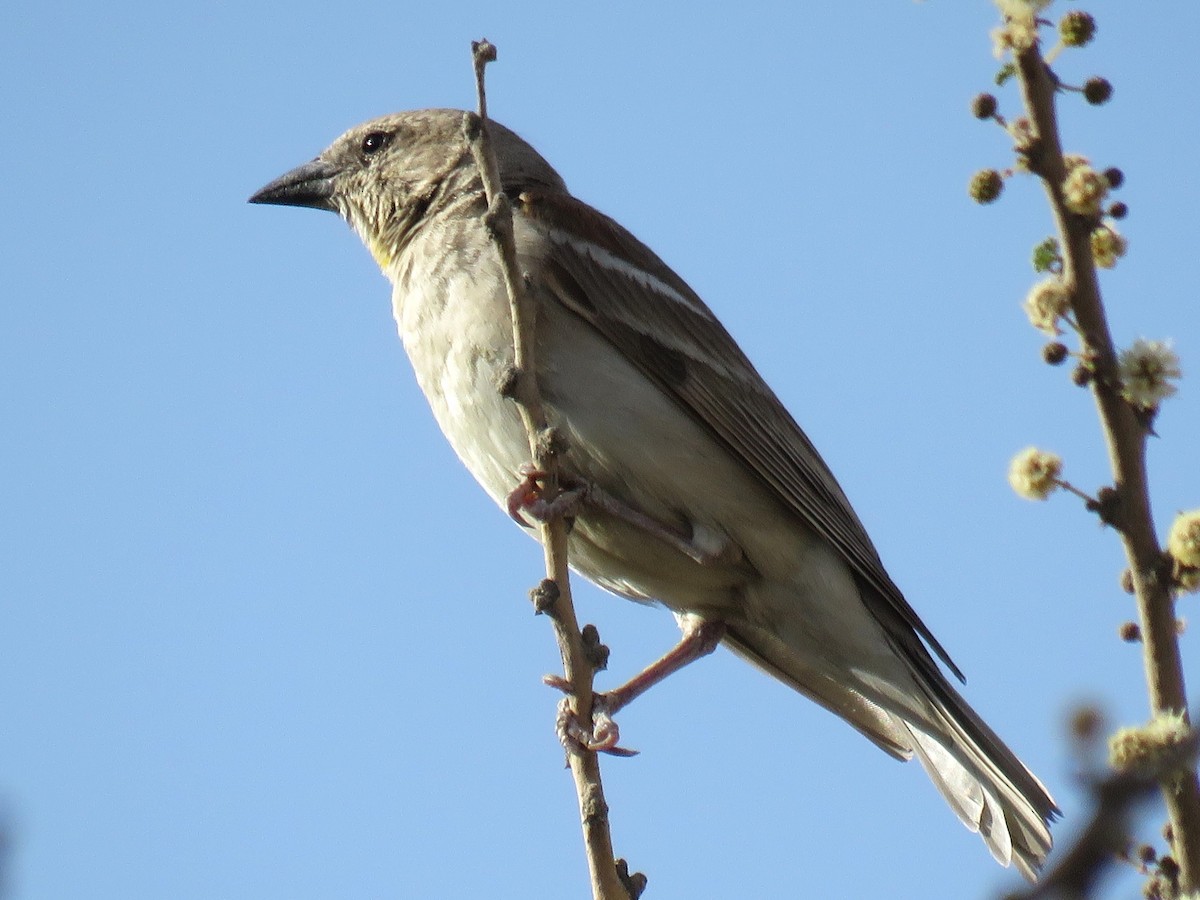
1091;227;1128;269
969;169;1004;203
1109;712;1196;778
1118;339;1181;409
1063;164;1109;216
1042;342;1069;365
1168;510;1200;568
1059;11;1097;47
1083;77;1113;105
1008;447;1063;501
1118;621;1141;643
1023;278;1072;334
972;93;998;119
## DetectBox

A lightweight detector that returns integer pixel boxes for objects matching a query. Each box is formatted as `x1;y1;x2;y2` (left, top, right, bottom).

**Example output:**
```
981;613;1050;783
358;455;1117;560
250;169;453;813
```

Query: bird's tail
722;626;1058;880
898;672;1057;880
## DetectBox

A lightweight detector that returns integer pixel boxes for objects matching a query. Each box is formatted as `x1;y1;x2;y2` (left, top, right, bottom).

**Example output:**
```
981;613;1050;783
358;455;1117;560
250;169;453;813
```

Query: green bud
1032;237;1062;273
1060;11;1097;47
969;169;1004;204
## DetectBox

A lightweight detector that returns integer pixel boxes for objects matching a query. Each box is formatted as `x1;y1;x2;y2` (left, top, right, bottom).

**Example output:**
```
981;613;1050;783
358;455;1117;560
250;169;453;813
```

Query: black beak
249;158;340;211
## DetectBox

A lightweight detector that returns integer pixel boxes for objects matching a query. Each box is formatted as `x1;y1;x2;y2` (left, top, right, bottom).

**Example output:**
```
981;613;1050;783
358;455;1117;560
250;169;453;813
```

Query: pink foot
506;464;545;527
506;464;587;528
545;675;639;757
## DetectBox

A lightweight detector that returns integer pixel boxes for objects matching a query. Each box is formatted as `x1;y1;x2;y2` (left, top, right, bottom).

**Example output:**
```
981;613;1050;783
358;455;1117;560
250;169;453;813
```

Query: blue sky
3;2;1199;898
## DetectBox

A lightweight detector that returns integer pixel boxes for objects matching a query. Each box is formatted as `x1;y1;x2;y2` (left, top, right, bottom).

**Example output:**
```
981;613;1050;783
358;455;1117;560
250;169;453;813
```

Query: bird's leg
507;467;741;567
508;464;733;751
596;617;727;715
583;485;742;567
546;618;727;753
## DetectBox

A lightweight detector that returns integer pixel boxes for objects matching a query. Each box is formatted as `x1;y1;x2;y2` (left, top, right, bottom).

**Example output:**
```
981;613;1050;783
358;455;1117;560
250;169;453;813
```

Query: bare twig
1011;41;1200;890
463;39;631;900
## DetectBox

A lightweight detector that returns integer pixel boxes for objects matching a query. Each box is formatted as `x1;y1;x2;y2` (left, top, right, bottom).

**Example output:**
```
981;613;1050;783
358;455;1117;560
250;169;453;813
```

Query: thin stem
1054;479;1096;506
1013;44;1200;888
464;39;629;900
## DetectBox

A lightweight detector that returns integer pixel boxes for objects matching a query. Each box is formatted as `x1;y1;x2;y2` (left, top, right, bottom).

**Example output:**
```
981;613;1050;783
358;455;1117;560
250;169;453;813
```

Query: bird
250;107;1058;878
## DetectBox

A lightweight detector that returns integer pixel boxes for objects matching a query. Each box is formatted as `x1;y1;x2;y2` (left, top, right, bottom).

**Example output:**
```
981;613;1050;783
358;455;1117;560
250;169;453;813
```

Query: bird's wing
520;190;963;682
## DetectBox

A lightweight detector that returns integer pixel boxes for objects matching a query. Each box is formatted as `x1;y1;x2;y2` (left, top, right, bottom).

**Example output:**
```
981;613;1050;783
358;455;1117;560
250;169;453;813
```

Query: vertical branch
463;40;629;900
1011;43;1200;890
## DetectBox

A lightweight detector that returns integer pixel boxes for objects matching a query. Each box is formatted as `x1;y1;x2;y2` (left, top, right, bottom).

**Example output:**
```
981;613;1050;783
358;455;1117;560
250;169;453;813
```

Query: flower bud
1083;77;1113;105
969;169;1004;204
1060;11;1097;47
1042;342;1069;365
1168;510;1200;568
971;93;998;119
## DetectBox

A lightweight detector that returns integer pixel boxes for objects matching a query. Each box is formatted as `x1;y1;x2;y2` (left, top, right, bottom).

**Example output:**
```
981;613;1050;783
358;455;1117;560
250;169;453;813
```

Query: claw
506;464;546;527
543;673;572;693
507;464;587;527
548;679;639;757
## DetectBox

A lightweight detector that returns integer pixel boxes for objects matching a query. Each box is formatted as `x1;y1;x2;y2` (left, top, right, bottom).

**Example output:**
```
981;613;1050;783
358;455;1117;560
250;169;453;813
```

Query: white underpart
689;521;735;560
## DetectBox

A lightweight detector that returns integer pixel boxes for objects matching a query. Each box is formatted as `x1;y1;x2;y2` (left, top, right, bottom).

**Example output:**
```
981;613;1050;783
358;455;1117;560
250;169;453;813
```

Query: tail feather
849;574;1060;879
722;624;1057;880
906;724;1034;877
899;677;1057;880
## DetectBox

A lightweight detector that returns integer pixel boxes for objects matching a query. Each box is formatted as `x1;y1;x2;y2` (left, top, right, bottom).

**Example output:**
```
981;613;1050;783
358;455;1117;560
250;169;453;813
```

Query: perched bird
250;108;1057;877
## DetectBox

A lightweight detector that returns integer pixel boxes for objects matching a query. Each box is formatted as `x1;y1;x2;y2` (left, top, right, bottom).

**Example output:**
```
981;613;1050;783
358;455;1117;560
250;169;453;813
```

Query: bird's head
249;109;565;272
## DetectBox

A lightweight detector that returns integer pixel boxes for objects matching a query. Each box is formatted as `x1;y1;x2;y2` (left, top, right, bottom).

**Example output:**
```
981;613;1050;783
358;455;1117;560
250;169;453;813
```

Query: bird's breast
392;245;531;508
387;218;825;622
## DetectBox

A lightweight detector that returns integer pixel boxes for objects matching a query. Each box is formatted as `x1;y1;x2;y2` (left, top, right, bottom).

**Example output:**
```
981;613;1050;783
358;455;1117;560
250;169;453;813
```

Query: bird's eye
361;131;392;155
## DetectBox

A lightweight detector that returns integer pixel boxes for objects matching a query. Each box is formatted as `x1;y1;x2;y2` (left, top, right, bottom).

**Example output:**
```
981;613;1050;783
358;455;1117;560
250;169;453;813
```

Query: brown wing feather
521;190;965;683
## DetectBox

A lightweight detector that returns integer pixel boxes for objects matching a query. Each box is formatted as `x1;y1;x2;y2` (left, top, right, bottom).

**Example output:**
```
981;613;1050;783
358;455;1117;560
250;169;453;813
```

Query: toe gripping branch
505;465;730;754
546;619;727;756
506;463;586;527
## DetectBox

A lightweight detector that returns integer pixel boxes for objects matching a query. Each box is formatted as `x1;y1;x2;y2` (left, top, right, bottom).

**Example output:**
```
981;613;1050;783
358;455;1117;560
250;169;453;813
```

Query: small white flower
1118;338;1181;408
1109;710;1195;777
1007;117;1037;151
990;0;1046;57
1062;164;1109;216
1179;568;1200;594
1091;227;1128;269
995;0;1051;16
1023;278;1072;335
1008;447;1062;500
1168;509;1200;568
991;21;1039;57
